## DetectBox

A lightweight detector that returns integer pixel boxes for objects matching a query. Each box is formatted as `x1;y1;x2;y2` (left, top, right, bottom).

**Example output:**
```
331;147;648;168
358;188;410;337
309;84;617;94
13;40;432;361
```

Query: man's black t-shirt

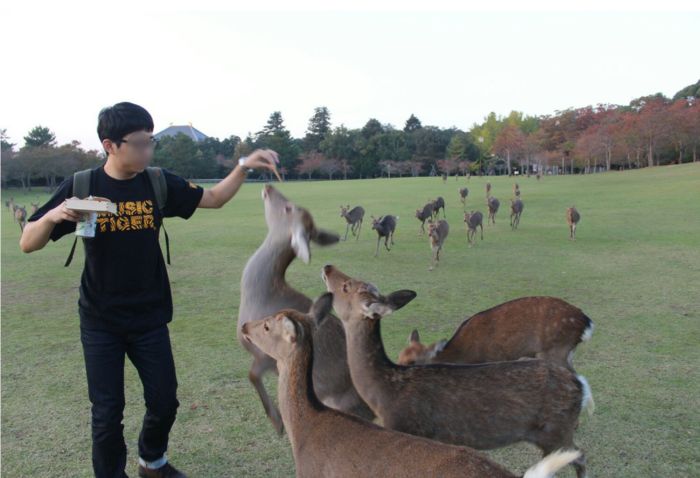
28;166;204;333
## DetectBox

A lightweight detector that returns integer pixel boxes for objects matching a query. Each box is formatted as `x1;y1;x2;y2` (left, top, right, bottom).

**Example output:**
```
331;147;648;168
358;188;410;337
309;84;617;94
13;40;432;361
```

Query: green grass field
2;164;699;477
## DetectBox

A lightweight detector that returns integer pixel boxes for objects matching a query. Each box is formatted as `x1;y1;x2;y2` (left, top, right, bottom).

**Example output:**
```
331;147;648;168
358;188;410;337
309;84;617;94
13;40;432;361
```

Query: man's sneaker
137;463;187;478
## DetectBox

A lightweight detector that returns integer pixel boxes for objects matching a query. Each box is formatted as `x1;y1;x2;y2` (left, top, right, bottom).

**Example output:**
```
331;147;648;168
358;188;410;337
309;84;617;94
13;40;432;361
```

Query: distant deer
459;187;469;209
14;205;27;232
242;293;582;478
5;197;15;211
371;215;397;257
322;265;593;478
441;172;448;183
427;219;449;270
340;205;365;241
431;196;446;219
486;182;491;197
237;185;373;435
487;196;500;225
30;202;39;215
510;199;524;230
567;207;581;240
397;296;594;372
464;211;484;246
513;183;520;198
415;202;434;235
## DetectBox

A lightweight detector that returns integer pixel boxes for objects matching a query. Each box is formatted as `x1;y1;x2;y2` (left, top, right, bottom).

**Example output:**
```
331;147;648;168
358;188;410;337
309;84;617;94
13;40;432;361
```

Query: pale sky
2;2;699;151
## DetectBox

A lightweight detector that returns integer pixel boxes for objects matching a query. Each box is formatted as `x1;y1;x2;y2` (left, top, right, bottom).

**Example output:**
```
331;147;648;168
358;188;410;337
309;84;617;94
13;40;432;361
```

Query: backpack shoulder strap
145;166;171;265
145;167;168;212
64;168;93;267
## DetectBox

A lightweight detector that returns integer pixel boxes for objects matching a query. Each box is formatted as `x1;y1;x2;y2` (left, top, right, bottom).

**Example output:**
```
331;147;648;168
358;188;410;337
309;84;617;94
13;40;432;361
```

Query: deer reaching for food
567;207;580;240
415;202;434;235
322;264;593;478
397;296;594;372
510;199;524;230
241;293;582;478
340;205;365;241
371;215;397;257
237;185;373;436
487;196;500;225
464;211;484;246
427;219;449;271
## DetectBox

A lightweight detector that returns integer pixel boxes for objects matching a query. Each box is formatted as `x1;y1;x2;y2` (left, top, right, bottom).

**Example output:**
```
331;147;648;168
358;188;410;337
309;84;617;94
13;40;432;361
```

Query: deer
339;205;365;241
431;196;446;219
396;296;594;372
237;184;373;436
14;205;27;232
370;215;397;257
486;182;492;197
513;183;521;198
459;187;469;209
415;202;434;235
5;197;15;211
321;264;593;478
427;219;449;271
567;207;580;240
241;293;582;478
510;199;524;230
487;196;500;225
442;172;448;183
30;202;39;215
464;211;484;246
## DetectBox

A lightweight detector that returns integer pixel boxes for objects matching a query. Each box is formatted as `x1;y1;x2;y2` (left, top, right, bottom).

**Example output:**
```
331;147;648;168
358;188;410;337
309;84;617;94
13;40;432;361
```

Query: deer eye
263;322;270;332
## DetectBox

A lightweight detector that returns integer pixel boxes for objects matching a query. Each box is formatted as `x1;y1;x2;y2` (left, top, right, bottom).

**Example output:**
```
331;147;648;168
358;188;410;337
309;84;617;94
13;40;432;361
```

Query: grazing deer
241;294;582;478
431;196;446;219
397;296;594;372
14;205;27;232
237;185;373;435
427;219;449;271
322;265;593;478
415;203;434;235
459;187;469;209
567;207;580;240
340;205;365;241
464;211;484;246
510;199;524;230
30;202;39;215
371;215;397;257
487;196;500;225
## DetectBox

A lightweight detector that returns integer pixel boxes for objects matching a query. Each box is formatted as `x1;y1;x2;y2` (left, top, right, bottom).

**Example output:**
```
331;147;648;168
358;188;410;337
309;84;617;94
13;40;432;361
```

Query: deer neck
343;318;397;411
241;232;299;302
278;341;326;453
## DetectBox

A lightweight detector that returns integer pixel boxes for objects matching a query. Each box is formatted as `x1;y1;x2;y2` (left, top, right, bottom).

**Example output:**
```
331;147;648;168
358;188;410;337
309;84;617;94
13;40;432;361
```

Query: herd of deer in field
237;183;594;478
4;197;38;232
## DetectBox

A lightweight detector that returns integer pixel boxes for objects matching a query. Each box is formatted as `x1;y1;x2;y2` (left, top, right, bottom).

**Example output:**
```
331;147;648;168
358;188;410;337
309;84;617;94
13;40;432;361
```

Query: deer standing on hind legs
340;205;365;241
237;185;373;436
241;293;582;478
567;207;580;240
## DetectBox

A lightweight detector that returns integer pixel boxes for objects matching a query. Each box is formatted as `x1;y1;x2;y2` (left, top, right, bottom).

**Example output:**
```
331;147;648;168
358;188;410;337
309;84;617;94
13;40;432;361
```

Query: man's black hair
97;102;154;149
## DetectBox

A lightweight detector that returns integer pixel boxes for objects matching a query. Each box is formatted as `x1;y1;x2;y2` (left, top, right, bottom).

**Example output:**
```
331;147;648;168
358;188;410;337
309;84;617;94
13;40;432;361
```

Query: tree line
2;79;698;189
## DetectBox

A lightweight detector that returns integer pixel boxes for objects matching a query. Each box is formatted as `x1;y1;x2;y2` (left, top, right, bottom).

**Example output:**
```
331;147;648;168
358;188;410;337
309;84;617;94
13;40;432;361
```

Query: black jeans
80;324;179;478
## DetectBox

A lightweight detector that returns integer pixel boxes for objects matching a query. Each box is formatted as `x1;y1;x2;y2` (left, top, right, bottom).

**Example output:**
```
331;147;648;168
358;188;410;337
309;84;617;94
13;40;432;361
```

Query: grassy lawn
2;163;699;477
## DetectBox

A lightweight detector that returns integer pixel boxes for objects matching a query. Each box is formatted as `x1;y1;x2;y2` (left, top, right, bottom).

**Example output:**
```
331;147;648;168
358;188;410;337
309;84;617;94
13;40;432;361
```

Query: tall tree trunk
648;141;654;168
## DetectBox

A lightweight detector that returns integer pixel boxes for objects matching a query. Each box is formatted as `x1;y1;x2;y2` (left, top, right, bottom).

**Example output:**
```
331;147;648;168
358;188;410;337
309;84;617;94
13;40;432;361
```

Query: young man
20;102;279;478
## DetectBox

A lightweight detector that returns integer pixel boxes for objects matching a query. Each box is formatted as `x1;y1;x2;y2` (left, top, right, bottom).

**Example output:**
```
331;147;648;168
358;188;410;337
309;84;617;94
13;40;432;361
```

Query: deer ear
385;290;417;311
409;329;420;343
291;224;311;264
362;301;394;319
282;316;298;344
313;229;340;246
309;293;333;325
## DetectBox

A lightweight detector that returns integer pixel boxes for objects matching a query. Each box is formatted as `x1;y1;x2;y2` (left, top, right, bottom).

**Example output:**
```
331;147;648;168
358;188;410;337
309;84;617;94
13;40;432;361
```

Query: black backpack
64;167;171;267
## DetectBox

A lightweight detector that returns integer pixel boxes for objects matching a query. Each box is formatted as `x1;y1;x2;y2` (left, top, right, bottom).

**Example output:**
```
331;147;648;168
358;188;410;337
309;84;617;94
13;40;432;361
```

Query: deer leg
443;207;446;219
248;354;284;436
375;236;381;256
343;223;350;241
355;221;362;240
384;235;391;251
480;224;484;240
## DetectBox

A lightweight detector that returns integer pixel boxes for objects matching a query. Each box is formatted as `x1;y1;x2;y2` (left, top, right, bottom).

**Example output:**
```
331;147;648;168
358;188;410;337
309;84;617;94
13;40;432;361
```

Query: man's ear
409;329;420;344
291;224;311;263
385;290;418;311
309;293;333;325
282;316;298;344
313;229;340;246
